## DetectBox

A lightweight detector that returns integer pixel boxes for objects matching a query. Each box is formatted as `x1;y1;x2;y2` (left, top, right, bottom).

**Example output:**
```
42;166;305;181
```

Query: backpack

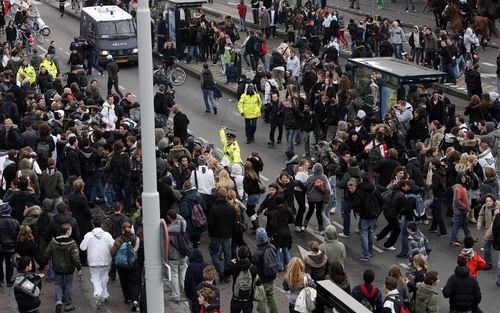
407;194;425;220
367;144;384;171
233;269;253;299
191;203;207;228
36;140;51;159
260;40;267;56
364;190;382;219
262;244;280;277
359;284;377;312
104;215;125;239
169;221;193;258
386;295;411;313
313;178;325;192
115;240;137;268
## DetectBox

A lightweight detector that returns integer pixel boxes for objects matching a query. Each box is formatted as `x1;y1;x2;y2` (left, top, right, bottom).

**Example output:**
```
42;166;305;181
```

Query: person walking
283;257;316;313
238;84;262;144
105;55;123;98
13;256;43;313
224;245;259;313
496;48;499;94
103;201;129;281
351;269;383;312
477;194;500;270
305;163;332;234
450;172;472;246
237;0;248;32
68;179;93;266
415;271;440;313
376;180;408;251
250;0;259;25
200;63;218;114
252;228;279;313
111;222;140;312
184;248;208;313
44;223;82;313
79;217;114;305
0;201;20;287
319;225;346;267
427;158;448;237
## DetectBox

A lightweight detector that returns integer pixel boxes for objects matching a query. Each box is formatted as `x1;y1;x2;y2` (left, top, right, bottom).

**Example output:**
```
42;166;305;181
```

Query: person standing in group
44;223;82;313
477;194;499;270
496;48;499;94
237;84;262;144
451;172;472;246
111;222;140;312
200;63;218;114
79;217;114;305
103;201;129;281
252;228;279;313
427;158;448;237
105;55;123;98
0;201;20;287
166;209;190;304
266;90;285;146
243;161;262;232
283;257;316;313
351;269;383;312
237;0;247;32
389;20;404;59
250;0;259;25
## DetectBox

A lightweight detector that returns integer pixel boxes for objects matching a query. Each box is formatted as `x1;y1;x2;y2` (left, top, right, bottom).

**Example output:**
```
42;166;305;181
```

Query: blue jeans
95;169;105;200
278;247;291;271
483;240;493;264
239;17;247;31
330;176;337;208
286;128;299;151
104;183;116;210
451;213;471;242
360;218;376;258
83;174;97;204
393;43;403;59
47;258;54;280
54;273;74;306
304;130;316;157
252;8;259;25
411;47;422;65
342;199;351;236
400;216;409;255
244;118;258;141
186;45;200;63
203;89;217;112
209;238;231;277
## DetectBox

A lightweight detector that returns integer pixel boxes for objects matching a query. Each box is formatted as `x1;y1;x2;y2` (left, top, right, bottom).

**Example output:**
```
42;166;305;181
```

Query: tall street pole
137;0;165;311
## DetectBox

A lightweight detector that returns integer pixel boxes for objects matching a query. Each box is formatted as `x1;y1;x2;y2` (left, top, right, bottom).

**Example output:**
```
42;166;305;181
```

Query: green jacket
44;236;81;274
415;283;439;313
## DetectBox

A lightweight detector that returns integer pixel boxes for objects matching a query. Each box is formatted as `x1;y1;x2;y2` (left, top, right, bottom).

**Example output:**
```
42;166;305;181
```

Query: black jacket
268;100;285;125
224;258;259;301
45;213;80;242
64;146;81;177
68;192;93;236
442;266;481;312
374;158;400;188
252;242;277;283
266;204;293;249
173;111;189;143
106;61;119;82
200;69;215;90
184;249;209;301
0;215;20;252
154;92;171;115
284;106;302;129
13;272;42;312
4;190;38;224
208;198;236;239
406;158;425;187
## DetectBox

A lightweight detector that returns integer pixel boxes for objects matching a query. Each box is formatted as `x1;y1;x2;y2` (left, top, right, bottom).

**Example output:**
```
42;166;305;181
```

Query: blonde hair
413;254;428;270
285;257;305;289
217;169;235;190
455;153;472;173
227;189;241;215
388;265;406;288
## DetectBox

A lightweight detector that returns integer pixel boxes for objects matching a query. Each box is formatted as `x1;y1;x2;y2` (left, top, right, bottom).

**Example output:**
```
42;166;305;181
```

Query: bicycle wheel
34;31;44;44
170;67;186;86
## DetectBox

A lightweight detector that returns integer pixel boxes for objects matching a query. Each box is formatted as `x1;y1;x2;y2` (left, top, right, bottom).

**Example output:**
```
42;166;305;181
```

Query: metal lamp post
137;0;165;311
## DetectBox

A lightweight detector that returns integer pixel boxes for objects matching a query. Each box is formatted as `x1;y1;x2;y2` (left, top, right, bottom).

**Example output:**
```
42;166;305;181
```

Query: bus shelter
348;57;447;121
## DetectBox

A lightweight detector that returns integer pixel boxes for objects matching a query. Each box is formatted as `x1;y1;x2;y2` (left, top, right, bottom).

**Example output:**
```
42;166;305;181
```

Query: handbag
213;86;223;99
253;274;266;302
294;275;317;313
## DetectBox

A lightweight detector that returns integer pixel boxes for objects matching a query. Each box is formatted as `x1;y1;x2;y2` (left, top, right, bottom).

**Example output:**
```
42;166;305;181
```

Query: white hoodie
80;228;114;267
190;165;216;195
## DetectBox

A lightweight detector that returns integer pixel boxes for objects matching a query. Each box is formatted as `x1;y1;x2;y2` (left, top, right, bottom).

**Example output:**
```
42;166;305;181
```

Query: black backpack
36;139;51;159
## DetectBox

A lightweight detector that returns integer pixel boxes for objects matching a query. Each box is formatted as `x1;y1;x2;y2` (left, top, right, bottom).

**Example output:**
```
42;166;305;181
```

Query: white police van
80;5;138;65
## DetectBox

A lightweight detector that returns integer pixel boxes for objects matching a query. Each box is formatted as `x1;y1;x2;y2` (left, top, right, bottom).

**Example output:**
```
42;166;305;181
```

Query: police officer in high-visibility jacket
237;84;262;144
219;127;242;165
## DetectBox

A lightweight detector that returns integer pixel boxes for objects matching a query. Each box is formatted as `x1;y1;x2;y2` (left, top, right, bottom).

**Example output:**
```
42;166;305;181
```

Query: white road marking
35;44;47;53
119;85;125;90
479;74;497;78
305;226;325;242
260;174;269;181
399;262;409;269
298;245;308;259
481;62;495;67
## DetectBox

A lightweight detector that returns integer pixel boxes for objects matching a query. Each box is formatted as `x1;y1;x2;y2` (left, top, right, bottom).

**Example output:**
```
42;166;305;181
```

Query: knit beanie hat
255;227;268;245
0;201;11;214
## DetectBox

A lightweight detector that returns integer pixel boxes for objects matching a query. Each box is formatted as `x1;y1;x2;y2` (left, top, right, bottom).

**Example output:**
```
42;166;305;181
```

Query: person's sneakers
295;226;302;232
205;110;211;113
383;246;397;251
396;253;408;258
64;305;76;312
330;207;336;214
338;232;350;238
131;301;139;312
450;241;462;247
360;256;370;262
301;226;306;231
439;233;448;238
55;303;63;313
428;229;438;233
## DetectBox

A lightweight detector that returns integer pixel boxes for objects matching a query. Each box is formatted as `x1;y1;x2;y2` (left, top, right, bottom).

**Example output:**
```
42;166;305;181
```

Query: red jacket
460;251;486;278
238;3;247;18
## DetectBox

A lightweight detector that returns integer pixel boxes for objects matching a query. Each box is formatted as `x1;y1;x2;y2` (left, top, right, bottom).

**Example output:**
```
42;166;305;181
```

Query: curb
45;2;469;100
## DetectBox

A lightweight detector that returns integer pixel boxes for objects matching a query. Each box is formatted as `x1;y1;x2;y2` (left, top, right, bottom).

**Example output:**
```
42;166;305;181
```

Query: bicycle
153;58;186;87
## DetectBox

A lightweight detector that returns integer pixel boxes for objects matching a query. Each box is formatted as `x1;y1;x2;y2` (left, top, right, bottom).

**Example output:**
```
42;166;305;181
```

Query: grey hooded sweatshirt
319;225;346;267
305;163;331;203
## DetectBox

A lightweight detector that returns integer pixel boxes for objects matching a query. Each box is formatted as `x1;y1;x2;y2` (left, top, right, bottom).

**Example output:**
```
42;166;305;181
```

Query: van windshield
98;20;136;39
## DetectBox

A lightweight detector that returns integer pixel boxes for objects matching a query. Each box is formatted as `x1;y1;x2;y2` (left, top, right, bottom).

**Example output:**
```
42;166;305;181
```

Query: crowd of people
0;1;499;313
